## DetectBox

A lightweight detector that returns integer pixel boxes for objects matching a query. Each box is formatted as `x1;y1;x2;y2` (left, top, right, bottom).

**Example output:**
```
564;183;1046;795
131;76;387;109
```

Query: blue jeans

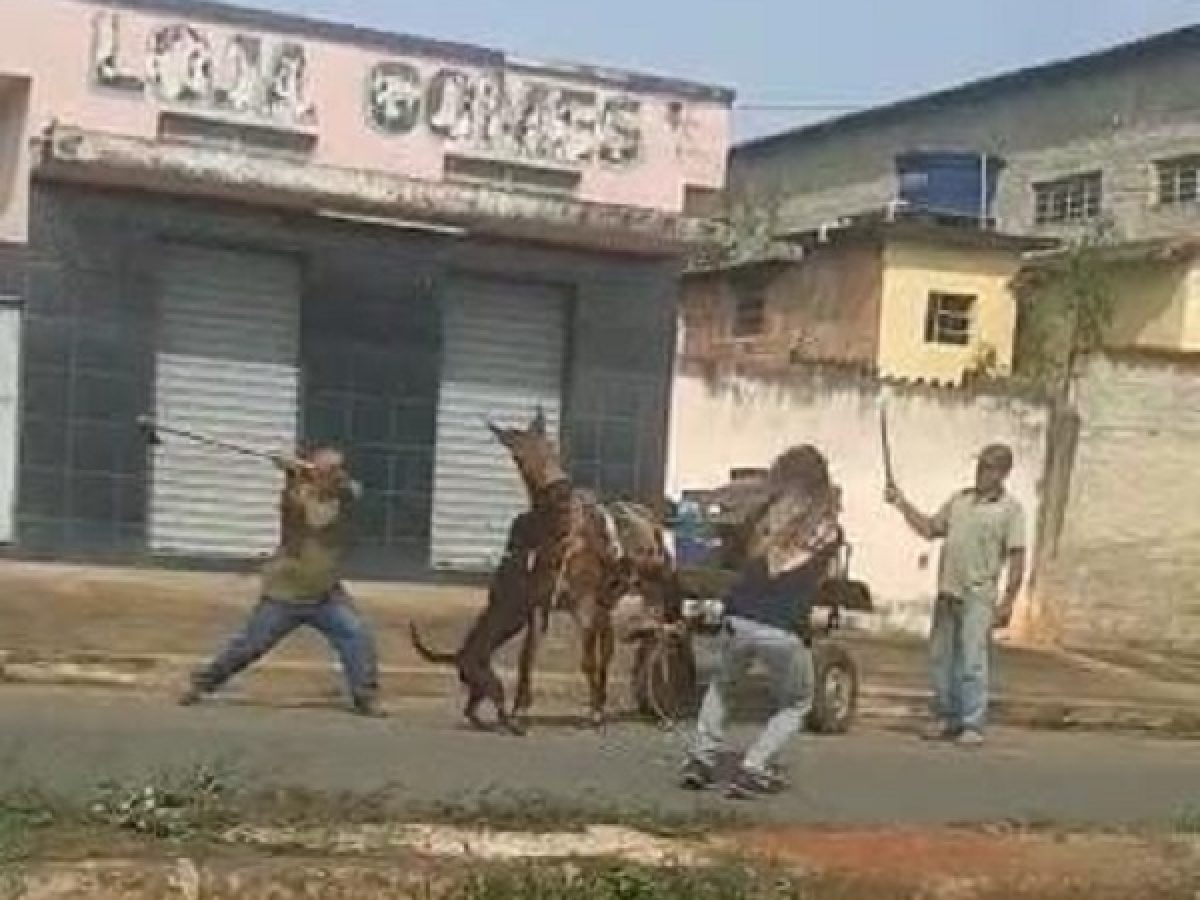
193;588;379;705
929;593;992;732
690;616;814;775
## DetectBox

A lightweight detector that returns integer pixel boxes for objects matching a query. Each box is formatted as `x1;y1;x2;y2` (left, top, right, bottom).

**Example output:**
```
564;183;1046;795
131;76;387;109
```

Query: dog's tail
409;623;457;666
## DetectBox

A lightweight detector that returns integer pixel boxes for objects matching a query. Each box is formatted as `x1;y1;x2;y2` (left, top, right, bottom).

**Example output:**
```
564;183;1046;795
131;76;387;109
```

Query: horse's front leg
576;590;616;729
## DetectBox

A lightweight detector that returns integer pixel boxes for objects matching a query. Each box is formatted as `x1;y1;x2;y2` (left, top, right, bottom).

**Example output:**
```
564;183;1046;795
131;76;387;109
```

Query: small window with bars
1033;172;1103;225
924;292;975;346
732;286;766;337
1156;156;1200;206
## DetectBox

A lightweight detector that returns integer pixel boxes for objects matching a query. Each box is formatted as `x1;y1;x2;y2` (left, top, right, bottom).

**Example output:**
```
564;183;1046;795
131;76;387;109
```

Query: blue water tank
894;152;1003;222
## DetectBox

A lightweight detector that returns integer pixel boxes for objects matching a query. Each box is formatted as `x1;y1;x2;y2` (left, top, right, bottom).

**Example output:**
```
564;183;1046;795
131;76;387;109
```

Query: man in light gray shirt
886;444;1026;746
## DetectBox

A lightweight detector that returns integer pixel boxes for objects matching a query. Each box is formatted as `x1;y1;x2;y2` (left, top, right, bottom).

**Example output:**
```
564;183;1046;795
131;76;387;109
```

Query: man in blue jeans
886;444;1026;747
681;445;841;799
181;447;382;717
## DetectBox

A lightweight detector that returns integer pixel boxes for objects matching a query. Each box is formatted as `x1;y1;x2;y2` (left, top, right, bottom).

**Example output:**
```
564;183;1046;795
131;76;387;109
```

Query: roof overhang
34;125;729;258
1024;236;1200;267
684;243;805;278
783;219;1060;255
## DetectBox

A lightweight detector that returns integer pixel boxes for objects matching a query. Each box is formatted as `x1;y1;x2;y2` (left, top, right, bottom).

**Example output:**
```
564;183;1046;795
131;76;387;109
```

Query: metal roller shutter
431;277;567;571
149;245;300;557
0;305;18;544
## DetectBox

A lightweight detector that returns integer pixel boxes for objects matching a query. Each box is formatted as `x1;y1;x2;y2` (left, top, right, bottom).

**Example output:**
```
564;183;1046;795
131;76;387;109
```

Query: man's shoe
679;759;716;791
724;767;786;800
353;697;387;718
955;729;985;748
178;685;206;707
921;720;961;741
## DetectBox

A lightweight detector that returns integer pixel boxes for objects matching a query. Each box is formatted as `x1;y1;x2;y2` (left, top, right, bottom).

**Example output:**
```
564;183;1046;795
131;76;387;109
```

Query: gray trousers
689;616;814;775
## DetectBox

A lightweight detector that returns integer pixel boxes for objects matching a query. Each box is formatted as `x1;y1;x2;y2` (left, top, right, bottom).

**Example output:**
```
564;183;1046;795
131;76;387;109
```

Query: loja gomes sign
365;63;641;167
90;12;643;168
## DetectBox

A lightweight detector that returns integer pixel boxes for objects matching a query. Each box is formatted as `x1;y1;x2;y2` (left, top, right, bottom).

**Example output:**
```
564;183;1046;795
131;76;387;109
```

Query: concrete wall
1045;351;1200;651
666;362;1050;635
1186;260;1200;351
733;31;1200;244
0;0;731;243
1103;258;1193;352
878;239;1020;382
679;242;882;368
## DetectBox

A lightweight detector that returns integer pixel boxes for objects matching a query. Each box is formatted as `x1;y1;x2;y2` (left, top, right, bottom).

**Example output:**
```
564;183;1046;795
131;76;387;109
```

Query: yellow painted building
680;220;1046;384
878;237;1025;382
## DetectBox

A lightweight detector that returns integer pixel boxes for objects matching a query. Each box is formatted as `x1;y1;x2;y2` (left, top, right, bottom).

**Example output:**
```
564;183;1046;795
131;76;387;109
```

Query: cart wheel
631;632;697;722
806;642;859;735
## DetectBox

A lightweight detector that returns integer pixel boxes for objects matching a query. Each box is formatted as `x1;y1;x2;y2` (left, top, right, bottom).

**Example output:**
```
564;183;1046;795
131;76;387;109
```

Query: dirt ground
3;824;1198;899
0;561;581;672
728;826;1200;897
3;560;1196;710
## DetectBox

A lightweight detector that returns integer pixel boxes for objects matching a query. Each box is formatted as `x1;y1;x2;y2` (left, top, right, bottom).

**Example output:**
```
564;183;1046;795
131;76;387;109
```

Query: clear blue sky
248;0;1198;141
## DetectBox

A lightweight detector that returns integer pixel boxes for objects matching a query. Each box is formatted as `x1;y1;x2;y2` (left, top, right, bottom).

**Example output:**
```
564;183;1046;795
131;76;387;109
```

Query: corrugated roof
738;25;1200;155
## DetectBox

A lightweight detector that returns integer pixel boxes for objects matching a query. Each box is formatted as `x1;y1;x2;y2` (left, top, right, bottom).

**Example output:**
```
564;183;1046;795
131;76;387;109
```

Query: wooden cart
628;528;874;734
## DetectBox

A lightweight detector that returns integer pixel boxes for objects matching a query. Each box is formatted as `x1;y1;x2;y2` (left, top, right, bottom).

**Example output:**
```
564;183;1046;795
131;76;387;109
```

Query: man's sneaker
178;685;206;708
921;720;961;741
724;767;786;800
679;759;716;791
353;697;388;719
765;763;791;790
955;729;985;748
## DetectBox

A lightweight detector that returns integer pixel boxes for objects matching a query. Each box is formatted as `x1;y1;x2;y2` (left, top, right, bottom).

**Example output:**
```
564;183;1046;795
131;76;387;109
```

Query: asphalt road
0;686;1195;827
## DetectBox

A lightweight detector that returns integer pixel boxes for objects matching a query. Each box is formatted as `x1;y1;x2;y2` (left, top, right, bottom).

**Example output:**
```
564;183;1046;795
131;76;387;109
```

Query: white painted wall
666;366;1050;636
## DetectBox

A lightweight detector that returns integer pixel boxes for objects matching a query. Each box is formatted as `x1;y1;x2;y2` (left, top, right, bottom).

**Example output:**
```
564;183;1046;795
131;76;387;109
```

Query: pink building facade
0;0;732;572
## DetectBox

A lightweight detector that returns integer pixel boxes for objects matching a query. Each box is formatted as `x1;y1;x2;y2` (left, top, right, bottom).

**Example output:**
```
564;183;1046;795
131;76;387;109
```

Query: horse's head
487;406;567;497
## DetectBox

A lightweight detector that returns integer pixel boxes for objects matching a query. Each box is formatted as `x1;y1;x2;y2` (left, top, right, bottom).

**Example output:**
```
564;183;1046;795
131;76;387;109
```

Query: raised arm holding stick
882;412;1027;747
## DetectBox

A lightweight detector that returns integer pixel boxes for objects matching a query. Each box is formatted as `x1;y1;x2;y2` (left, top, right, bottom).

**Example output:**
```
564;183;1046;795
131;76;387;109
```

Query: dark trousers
192;587;379;704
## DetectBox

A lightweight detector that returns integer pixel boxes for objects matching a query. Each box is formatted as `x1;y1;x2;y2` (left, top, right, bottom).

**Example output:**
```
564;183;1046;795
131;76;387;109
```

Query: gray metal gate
149;245;301;557
431;277;567;571
0;304;18;544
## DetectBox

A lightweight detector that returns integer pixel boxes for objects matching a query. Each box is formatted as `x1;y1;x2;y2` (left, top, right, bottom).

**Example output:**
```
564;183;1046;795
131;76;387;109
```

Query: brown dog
410;408;678;732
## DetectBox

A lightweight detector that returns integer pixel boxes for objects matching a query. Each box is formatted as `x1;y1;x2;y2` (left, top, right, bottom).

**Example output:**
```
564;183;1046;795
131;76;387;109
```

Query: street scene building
0;0;732;574
685;25;1200;381
670;24;1200;653
0;6;1196;891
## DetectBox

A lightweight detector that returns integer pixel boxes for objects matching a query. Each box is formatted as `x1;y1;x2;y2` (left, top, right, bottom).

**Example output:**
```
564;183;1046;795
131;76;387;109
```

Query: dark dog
410;408;678;732
410;511;537;733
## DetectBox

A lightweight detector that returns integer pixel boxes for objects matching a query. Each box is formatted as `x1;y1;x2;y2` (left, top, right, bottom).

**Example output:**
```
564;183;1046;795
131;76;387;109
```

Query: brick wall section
734;34;1200;242
3;184;677;571
680;242;883;368
1045;352;1200;651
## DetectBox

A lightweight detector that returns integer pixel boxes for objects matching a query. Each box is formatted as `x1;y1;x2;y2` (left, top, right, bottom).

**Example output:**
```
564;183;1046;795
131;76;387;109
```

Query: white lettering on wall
366;64;644;169
89;12;648;167
91;12;316;127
